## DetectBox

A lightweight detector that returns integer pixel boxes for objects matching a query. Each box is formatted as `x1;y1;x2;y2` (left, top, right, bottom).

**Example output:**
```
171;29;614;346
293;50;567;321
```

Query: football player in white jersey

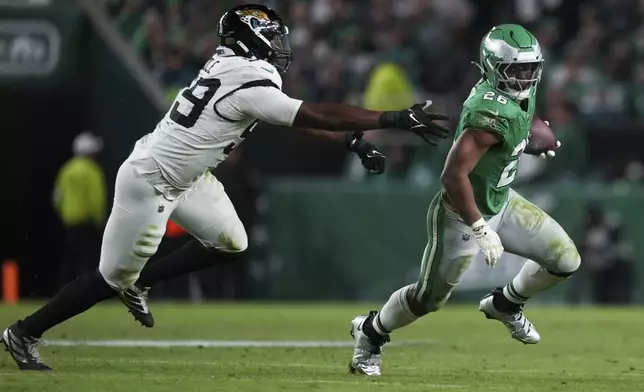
1;4;450;371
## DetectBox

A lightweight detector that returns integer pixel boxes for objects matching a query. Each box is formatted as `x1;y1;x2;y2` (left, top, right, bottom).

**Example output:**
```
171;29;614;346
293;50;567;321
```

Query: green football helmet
478;24;543;101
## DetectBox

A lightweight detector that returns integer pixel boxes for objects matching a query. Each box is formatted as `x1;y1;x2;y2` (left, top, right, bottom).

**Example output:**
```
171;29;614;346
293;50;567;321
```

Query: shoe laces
24;337;46;364
125;285;150;311
137;286;150;302
509;308;531;331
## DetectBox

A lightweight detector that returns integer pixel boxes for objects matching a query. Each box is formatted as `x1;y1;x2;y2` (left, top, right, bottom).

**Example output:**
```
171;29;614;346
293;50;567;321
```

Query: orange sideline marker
2;259;18;304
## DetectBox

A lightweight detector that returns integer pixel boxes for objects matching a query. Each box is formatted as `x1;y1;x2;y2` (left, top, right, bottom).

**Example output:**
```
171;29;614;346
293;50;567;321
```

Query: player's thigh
415;194;480;310
497;189;580;273
99;162;175;289
171;172;247;252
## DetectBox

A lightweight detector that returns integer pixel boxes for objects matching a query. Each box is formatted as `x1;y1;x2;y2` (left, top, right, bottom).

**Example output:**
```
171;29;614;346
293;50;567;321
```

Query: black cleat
118;284;154;328
1;323;52;371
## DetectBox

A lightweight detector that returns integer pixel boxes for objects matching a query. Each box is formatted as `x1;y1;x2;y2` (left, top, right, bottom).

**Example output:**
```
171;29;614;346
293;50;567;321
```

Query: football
527;116;557;154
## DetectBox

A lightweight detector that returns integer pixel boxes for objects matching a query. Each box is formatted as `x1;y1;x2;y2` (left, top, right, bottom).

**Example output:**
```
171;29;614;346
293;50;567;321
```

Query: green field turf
1;302;644;391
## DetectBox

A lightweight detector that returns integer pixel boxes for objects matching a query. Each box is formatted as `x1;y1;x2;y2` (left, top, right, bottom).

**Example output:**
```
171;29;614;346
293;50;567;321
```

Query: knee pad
407;283;449;316
100;225;164;290
132;225;164;260
549;243;581;276
409;297;444;317
423;295;449;314
215;220;248;252
411;279;453;315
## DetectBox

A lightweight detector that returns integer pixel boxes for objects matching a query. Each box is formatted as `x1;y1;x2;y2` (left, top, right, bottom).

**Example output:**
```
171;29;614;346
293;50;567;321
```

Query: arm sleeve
217;86;303;126
462;107;510;137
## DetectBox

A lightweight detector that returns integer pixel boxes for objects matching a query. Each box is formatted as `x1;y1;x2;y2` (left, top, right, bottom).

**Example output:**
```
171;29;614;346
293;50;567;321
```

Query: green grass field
1;302;644;391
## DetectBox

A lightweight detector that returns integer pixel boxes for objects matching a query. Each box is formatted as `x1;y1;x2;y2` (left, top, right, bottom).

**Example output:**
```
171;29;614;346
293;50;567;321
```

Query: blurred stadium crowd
102;0;644;185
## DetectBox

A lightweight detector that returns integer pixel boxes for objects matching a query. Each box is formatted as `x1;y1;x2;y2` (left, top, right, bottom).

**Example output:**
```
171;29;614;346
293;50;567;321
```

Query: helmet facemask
494;60;543;100
250;19;292;72
236;9;293;73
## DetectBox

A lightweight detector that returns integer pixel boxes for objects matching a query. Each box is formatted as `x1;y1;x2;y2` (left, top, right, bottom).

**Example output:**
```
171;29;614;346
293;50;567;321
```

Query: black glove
379;100;450;146
346;132;386;174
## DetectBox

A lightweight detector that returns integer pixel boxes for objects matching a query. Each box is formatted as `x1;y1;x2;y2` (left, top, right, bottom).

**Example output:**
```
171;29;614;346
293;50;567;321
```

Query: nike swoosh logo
485;108;499;116
409;112;419;124
261;67;275;74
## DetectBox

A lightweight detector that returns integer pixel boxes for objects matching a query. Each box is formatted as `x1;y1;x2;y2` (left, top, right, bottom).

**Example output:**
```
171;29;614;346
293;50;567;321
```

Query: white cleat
478;290;540;344
348;311;389;376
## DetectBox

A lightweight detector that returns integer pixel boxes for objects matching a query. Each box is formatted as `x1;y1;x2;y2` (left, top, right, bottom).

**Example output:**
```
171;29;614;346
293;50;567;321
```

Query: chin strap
505;87;531;101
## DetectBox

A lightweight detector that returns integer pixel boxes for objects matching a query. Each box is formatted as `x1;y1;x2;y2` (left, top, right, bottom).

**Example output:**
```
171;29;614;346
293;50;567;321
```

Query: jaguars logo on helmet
218;4;292;73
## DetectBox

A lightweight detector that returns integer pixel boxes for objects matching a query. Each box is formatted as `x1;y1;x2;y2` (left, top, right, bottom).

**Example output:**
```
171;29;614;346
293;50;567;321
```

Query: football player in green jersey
348;24;580;376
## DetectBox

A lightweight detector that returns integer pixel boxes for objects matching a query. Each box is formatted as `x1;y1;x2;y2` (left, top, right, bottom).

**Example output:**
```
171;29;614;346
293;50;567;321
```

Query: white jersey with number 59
127;47;303;199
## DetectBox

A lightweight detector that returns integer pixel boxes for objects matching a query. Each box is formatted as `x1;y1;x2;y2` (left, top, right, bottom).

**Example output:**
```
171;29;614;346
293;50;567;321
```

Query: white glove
471;218;504;267
539;121;562;159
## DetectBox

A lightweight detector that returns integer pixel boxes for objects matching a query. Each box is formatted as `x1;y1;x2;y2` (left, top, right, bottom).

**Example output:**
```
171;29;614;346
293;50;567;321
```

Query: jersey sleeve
218;86;303;126
461;97;511;137
213;60;301;126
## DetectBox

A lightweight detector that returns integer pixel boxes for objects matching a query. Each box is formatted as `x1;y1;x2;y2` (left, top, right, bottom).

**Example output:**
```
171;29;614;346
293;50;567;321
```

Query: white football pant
98;161;247;290
414;189;580;311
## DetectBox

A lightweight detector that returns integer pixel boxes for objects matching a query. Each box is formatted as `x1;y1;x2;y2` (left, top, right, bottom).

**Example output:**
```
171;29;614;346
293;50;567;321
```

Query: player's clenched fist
346;132;386;174
379;100;450;146
470;218;504;267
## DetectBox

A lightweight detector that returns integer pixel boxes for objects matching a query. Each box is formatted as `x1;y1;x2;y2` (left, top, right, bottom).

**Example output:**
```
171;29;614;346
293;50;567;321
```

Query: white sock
503;260;568;304
373;284;418;335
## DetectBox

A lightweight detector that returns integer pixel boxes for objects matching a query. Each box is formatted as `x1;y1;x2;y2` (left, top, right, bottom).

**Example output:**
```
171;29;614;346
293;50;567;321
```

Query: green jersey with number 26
453;79;535;217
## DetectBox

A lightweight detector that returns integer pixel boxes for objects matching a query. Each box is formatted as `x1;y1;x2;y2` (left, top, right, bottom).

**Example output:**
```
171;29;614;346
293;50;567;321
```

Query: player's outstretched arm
293;101;450;145
441;128;505;267
293;102;380;130
441;129;499;225
231;87;450;145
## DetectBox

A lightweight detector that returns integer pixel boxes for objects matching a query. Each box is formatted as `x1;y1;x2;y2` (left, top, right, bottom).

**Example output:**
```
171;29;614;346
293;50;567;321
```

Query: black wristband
379;111;400;129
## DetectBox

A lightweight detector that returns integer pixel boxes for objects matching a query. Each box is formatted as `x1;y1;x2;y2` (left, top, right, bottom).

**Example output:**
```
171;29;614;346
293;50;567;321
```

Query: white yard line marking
75;357;346;368
277;379;465;388
45;339;432;348
478;369;644;377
